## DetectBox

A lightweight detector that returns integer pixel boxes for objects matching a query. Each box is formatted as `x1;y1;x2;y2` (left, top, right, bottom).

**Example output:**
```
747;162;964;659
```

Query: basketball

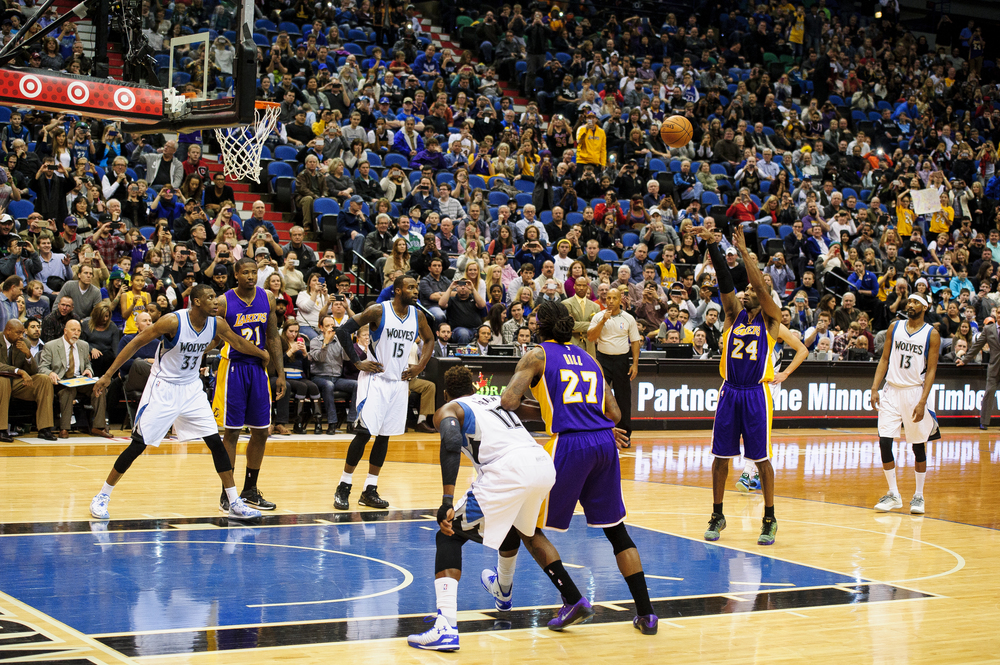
660;115;694;148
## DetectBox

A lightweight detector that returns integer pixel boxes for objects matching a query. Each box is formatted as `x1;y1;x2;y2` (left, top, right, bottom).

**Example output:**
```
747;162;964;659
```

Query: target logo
19;75;42;98
114;89;136;111
66;81;90;105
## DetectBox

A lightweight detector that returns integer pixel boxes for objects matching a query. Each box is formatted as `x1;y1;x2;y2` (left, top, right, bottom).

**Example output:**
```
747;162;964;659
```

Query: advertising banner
427;358;991;429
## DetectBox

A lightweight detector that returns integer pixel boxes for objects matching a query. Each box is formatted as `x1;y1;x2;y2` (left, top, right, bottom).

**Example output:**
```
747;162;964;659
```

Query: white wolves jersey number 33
369;302;418;381
152;310;216;384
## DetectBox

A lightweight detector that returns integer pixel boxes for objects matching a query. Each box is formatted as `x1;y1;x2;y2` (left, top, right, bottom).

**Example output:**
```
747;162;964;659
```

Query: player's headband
907;294;928;307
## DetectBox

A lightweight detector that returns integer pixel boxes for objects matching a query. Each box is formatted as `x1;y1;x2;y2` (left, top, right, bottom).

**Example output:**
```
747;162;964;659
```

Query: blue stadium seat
760;180;771;195
139;226;156;240
757;224;776;240
842;187;858;200
274;145;298;161
172;72;191;87
468;175;487;189
514;179;534;193
540;211;552;224
253;33;270;47
622;232;639;248
435;172;455;186
701;192;720;206
365;152;382;167
778;225;794;239
515;193;532;207
598;249;619;262
488;191;509;206
649;158;666;174
385;153;409;169
255;19;277;32
347;29;368;43
344;43;363;55
278;22;301;36
267;162;295;178
567;213;583;226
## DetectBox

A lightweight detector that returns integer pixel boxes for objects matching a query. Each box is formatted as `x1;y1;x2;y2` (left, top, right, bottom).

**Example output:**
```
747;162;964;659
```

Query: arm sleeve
707;241;734;295
336;317;362;362
439;416;464;487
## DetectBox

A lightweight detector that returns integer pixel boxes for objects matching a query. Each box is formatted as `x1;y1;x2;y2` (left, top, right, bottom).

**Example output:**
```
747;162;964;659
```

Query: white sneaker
480;567;513;611
407;611;459;651
90;493;110;520
228;497;262;524
910;495;925;514
874;492;903;512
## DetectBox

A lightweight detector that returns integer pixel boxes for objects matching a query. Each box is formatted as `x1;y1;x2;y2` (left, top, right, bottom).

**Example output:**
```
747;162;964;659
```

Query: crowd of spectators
0;0;999;437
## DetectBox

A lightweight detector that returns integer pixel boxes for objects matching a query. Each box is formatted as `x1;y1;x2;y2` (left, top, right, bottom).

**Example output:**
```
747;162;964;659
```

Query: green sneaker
758;517;778;546
704;512;726;541
736;472;752;492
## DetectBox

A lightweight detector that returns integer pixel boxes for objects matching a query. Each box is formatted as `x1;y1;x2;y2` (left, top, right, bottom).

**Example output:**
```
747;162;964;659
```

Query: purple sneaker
633;614;658;635
546;596;594;631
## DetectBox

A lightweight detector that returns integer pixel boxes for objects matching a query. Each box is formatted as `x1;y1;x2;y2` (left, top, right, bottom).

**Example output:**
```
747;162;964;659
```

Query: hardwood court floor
0;427;997;664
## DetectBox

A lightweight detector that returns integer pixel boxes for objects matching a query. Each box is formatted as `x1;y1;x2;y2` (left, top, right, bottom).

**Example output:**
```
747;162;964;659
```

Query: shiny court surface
0;427;997;664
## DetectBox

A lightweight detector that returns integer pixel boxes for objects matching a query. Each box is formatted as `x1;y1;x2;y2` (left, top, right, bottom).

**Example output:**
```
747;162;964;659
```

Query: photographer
101;156;132;201
30;159;74;225
438;275;487;344
0;236;41;281
85;221;133;267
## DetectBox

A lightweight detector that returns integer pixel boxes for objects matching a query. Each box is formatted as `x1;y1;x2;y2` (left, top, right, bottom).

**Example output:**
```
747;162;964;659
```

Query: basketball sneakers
909;495;925;514
227;497;262;524
480;568;513;611
874;492;904;511
407;611;459;651
547;597;594;631
736;472;762;492
90;493;110;520
704;512;727;541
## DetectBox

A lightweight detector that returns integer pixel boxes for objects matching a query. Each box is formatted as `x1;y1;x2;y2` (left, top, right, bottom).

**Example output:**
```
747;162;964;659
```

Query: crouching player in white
870;292;940;514
88;284;272;523
408;365;591;651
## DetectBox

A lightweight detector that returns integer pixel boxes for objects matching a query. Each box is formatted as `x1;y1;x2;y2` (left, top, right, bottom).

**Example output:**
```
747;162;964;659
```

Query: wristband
442;494;453;507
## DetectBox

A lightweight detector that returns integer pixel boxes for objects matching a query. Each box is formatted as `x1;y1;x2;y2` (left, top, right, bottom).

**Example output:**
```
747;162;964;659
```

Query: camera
162;276;174;288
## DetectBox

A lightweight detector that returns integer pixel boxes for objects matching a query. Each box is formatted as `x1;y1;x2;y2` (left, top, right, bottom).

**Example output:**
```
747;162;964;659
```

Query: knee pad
603;523;636;556
113;433;148;474
345;430;372;467
434;528;465;573
499;527;521;553
204;433;233;474
912;443;926;464
369;435;390;468
879;437;895;464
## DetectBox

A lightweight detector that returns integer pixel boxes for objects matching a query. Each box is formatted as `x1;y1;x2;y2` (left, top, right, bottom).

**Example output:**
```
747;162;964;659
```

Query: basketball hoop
214;101;280;183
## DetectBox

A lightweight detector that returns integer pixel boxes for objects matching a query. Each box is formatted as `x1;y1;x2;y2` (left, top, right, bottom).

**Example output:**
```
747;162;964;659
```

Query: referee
587;287;642;445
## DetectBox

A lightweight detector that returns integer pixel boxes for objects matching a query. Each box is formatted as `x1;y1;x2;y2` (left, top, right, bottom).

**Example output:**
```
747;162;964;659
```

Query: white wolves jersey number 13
886;321;931;388
454;395;540;473
152;310;216;384
369;302;418;381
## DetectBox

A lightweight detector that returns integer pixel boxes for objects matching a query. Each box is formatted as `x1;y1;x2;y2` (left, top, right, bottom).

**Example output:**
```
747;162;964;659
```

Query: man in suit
431;323;451;357
957;317;1000;429
564;276;602;356
0;320;57;441
38;319;110;439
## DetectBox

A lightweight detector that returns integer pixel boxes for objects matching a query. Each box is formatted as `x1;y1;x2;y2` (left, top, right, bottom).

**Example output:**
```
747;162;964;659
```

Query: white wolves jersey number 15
454;395;540;472
369;302;418;381
152;310;216;384
886;321;931;388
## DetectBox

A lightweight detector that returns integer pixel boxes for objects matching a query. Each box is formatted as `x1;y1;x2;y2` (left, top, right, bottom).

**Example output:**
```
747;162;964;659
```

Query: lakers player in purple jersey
211;258;285;512
500;300;658;635
700;223;782;546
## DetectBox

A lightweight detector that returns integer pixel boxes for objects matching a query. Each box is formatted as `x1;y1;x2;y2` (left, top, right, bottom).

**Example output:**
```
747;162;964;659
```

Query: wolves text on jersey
893;340;924;355
385;327;417;341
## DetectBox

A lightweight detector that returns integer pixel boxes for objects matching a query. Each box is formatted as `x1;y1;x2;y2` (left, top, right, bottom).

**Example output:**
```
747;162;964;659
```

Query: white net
214;103;281;183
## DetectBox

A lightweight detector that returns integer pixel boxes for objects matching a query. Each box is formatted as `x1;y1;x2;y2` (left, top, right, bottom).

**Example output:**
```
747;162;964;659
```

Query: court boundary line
93;584;938;659
624;512;963;590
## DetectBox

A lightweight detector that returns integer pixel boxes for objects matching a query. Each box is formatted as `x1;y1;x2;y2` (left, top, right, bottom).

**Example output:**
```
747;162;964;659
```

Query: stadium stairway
418;17;530;113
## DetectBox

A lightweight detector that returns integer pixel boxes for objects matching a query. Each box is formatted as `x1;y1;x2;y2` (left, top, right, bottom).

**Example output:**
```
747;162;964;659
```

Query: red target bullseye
114;88;136;111
19;75;41;98
67;81;90;105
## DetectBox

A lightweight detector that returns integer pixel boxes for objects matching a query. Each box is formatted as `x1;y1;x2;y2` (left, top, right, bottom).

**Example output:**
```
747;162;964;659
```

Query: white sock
102;482;115;496
914;471;926;497
435;577;459;627
883;469;899;495
340;471;353;485
365;473;378;489
417;414;426;424
225;486;239;503
497;553;517;593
